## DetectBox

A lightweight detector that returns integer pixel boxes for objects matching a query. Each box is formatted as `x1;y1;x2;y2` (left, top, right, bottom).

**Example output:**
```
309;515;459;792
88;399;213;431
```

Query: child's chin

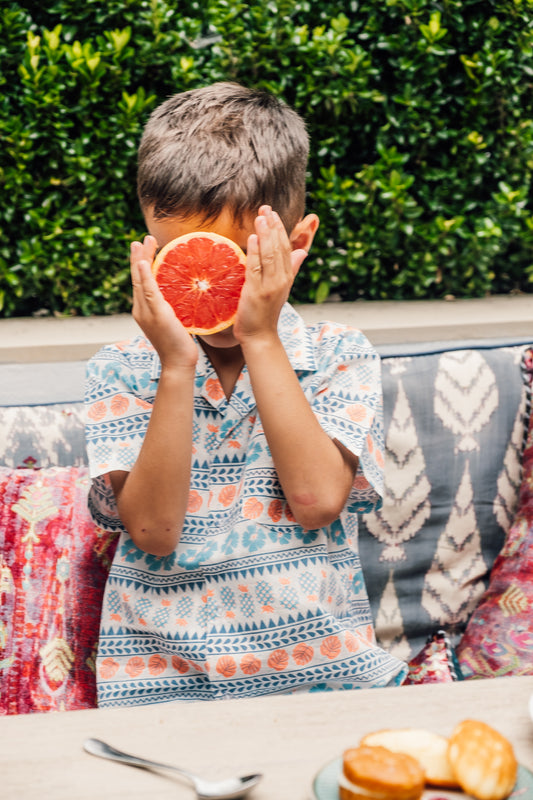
198;327;238;348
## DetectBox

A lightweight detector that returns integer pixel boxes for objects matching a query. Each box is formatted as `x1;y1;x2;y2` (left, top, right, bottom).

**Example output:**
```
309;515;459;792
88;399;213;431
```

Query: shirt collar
277;303;317;372
149;303;317;382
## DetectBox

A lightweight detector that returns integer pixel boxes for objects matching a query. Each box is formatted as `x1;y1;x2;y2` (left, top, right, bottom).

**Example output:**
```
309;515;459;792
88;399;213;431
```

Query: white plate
529;693;533;723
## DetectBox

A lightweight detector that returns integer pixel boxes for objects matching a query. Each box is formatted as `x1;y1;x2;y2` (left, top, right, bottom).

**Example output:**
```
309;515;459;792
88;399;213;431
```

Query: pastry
360;728;459;788
447;719;518;800
339;745;426;800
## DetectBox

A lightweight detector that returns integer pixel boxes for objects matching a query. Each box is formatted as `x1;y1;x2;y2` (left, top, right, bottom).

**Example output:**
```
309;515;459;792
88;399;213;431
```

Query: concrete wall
1;294;533;363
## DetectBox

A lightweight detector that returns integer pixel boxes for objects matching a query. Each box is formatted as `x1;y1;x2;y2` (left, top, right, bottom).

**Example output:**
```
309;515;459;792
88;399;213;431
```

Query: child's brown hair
137;82;309;235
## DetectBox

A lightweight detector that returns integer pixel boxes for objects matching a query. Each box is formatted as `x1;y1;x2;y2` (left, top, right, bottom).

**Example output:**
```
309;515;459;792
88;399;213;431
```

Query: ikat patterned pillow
0;403;87;469
456;348;533;678
358;344;531;661
0;466;117;714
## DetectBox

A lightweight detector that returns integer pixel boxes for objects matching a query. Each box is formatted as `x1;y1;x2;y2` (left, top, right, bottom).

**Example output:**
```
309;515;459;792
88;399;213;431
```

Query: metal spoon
83;738;262;800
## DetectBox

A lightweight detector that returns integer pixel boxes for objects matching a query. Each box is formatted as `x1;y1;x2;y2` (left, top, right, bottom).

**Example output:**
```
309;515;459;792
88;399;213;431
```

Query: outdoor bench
1;333;533;714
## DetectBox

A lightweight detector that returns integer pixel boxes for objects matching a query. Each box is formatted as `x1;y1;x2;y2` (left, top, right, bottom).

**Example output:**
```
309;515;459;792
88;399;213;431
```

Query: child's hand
131;236;197;370
234;206;308;342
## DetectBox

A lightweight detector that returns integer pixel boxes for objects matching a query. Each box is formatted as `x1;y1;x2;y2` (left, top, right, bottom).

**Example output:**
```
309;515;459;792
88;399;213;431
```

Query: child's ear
289;213;320;254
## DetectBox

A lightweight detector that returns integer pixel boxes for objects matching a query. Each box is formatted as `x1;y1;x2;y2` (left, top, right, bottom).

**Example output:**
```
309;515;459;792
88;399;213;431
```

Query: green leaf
315;281;330;303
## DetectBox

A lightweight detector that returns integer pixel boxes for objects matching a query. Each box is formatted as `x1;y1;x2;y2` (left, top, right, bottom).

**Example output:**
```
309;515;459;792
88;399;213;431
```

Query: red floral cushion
404;630;463;684
0;466;117;714
456;349;533;678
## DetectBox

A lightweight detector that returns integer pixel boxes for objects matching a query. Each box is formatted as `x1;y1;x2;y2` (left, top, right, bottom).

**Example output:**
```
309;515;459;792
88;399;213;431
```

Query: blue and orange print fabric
85;304;407;706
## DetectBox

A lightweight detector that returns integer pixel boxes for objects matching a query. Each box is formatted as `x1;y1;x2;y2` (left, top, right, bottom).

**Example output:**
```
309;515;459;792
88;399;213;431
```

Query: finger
131;256;154;318
130;241;145;290
138;258;164;305
141;234;158;263
258;207;294;280
245;233;262;281
132;243;161;309
131;236;158;288
290;247;308;277
269;210;293;279
255;212;278;279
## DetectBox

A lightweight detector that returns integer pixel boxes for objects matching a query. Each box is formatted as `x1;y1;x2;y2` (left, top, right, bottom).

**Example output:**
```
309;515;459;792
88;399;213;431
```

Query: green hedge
1;0;533;316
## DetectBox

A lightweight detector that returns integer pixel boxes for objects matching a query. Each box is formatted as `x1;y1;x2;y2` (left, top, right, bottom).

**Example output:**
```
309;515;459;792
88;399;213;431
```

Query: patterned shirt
85;304;407;707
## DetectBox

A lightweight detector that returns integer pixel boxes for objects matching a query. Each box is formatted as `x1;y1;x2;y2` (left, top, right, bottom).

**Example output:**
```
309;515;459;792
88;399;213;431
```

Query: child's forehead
144;206;256;252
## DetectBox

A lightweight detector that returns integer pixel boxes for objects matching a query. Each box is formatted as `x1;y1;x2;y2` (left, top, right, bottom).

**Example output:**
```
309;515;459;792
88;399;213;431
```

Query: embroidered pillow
0;466;117;714
404;630;463;684
358;343;531;662
456;348;533;678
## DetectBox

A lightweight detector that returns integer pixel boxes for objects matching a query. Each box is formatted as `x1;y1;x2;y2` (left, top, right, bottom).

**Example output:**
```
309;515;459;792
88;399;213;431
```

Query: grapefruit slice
152;231;246;335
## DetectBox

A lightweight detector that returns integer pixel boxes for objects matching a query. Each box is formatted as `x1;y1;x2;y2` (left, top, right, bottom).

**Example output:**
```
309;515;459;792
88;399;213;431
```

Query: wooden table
2;676;533;800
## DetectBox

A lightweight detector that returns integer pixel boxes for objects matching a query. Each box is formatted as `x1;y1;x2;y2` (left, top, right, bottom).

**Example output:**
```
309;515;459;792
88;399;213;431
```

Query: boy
85;82;407;707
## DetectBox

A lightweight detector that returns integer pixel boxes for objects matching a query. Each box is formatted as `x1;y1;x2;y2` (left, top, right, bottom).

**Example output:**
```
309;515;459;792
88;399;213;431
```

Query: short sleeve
308;325;384;514
84;337;157;480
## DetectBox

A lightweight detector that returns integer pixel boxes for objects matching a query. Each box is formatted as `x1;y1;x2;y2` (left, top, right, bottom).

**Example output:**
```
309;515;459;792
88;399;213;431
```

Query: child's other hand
234;206;308;343
131;236;197;370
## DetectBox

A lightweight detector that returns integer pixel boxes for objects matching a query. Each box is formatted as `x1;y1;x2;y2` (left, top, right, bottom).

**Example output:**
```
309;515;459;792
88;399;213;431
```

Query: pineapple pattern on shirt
85;304;408;706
